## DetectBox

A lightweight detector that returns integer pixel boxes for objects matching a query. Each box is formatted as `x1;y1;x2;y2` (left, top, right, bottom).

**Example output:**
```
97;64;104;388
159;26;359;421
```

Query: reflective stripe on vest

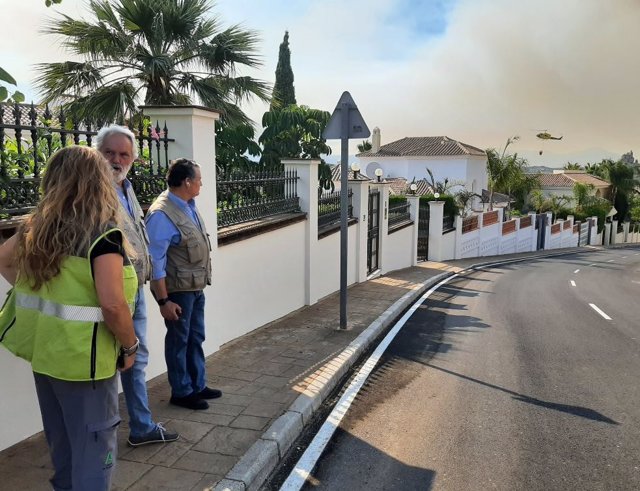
16;292;134;322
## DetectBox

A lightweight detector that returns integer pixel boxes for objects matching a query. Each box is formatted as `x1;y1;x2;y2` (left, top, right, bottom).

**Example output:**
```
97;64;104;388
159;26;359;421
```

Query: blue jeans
120;287;156;437
165;290;206;398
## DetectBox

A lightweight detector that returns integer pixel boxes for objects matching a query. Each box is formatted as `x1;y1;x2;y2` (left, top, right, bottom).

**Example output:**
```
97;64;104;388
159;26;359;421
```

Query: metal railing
443;213;455;232
216;169;300;228
0;102;173;217
388;198;411;231
318;188;352;229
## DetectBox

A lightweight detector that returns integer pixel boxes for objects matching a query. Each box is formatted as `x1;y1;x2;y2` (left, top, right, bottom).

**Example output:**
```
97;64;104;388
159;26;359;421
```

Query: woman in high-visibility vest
0;146;138;490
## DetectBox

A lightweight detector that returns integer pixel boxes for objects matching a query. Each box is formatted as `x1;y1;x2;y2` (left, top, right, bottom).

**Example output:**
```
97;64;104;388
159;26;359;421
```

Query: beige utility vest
148;191;212;293
119;181;152;286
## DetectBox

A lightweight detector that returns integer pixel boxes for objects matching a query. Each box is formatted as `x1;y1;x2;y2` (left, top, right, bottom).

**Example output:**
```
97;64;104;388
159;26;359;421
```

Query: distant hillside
526;165;557;174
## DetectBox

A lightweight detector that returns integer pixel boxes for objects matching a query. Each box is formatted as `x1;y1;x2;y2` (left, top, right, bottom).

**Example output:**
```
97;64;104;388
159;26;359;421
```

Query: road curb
212;246;608;491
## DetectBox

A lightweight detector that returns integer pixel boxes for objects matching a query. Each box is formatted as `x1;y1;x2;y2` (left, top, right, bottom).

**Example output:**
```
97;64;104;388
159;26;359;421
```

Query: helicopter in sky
536;131;563;141
536;130;563;155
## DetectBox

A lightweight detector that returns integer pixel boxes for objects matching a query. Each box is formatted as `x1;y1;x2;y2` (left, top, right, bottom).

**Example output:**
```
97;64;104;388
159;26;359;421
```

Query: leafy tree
36;0;269;124
629;195;640;223
547;195;571;222
270;31;296;110
45;0;63;5
586;159;639;220
0;67;25;103
259;33;332;189
259;105;333;188
357;140;372;153
529;189;547;214
572;182;595;212
215;121;261;175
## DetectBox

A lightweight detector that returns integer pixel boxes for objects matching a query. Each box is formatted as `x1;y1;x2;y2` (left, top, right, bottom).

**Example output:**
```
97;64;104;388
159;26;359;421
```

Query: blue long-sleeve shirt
145;191;202;281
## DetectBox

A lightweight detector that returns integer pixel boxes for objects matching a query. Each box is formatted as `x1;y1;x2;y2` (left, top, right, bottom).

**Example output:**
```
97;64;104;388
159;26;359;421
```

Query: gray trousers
33;373;120;491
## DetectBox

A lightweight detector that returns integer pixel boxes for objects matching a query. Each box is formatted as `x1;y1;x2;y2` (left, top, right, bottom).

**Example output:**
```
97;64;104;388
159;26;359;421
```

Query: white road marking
632;280;640;285
589;303;612;320
279;275;458;491
570;280;576;287
589;263;597;267
607;259;614;262
574;269;580;273
622;256;627;259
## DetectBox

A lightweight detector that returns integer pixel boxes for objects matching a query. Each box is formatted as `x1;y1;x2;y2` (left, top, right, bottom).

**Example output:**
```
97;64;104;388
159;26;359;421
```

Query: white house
356;128;488;195
537;170;611;205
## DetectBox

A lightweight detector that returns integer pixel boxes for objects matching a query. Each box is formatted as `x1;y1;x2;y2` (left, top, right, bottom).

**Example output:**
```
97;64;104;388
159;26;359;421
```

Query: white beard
112;163;132;184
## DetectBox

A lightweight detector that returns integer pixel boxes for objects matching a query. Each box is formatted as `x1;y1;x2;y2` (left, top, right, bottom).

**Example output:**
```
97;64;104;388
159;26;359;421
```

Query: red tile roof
357;136;486;158
538;172;610;188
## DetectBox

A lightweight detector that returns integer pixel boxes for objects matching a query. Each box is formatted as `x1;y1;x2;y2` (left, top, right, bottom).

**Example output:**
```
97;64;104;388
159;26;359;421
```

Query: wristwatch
157;297;170;306
121;337;140;357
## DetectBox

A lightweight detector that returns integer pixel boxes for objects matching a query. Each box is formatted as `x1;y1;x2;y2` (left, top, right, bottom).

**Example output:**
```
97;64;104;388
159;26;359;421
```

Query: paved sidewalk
0;249;589;490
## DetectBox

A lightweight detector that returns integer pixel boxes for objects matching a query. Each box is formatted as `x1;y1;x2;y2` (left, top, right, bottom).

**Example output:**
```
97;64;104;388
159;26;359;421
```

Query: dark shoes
169;388;222;410
170;393;209;410
197;387;223;399
127;423;179;447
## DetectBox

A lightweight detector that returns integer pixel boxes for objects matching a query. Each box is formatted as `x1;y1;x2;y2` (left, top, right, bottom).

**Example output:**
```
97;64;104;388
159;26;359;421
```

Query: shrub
419;193;458;216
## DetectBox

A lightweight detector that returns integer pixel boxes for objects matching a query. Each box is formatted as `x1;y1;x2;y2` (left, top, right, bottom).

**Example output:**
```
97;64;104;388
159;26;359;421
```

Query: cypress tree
270;31;297;110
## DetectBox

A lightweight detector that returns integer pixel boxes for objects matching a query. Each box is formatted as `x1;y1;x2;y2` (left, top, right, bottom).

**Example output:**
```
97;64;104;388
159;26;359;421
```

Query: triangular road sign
323;91;370;140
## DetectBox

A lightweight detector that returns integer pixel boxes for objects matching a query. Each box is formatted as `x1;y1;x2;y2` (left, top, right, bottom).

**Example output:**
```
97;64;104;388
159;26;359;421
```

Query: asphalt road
298;247;640;491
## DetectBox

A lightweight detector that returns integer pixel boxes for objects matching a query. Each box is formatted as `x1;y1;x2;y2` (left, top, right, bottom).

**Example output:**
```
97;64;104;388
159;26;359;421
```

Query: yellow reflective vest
0;228;137;381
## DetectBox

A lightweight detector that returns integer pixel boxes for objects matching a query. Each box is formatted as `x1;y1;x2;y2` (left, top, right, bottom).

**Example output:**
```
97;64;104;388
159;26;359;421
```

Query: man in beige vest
97;125;179;445
145;158;221;410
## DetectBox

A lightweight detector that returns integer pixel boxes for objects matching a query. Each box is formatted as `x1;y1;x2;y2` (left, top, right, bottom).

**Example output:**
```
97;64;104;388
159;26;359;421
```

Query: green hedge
388;195;408;205
419;194;458;216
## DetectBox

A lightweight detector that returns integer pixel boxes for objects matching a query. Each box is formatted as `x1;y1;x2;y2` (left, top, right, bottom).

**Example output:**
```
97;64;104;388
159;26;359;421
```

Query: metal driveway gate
367;189;380;274
579;221;589;246
536;213;547;250
417;200;430;261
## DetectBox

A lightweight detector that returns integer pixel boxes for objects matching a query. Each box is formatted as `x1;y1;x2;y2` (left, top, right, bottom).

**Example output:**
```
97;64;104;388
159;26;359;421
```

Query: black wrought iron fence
0;102;173;217
318;188;353;229
216;169;300;228
388;198;412;231
443;213;455;232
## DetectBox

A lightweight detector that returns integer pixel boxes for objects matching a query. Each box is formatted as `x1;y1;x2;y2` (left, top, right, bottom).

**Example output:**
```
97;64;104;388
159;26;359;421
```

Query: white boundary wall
0;109;419;451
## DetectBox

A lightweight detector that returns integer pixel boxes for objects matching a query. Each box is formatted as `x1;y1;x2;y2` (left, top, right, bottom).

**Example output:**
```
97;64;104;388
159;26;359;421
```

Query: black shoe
197;387;223;399
127;424;179;447
170;394;209;410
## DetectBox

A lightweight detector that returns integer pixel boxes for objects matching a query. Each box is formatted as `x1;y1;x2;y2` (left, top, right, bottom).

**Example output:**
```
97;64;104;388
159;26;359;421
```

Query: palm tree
486;136;536;211
564;162;582;170
425;167;463;194
357;140;372;153
36;0;270;123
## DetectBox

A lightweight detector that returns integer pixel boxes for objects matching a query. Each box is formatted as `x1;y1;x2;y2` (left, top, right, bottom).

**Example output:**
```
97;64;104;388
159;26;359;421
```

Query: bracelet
157;297;169;306
121;337;140;357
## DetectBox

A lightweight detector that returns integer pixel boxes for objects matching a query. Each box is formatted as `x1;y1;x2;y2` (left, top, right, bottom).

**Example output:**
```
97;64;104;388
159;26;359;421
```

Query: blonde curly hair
16;145;129;290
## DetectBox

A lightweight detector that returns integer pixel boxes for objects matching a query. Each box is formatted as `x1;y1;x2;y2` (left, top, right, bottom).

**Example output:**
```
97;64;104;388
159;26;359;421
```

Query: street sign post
323;92;370;329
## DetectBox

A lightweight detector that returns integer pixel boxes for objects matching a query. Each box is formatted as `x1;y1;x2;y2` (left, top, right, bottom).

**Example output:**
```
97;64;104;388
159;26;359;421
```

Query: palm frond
35;62;104;103
200;25;263;73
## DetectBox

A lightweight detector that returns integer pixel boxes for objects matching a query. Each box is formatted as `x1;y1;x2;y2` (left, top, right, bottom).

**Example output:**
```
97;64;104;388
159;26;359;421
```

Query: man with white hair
96;125;179;447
